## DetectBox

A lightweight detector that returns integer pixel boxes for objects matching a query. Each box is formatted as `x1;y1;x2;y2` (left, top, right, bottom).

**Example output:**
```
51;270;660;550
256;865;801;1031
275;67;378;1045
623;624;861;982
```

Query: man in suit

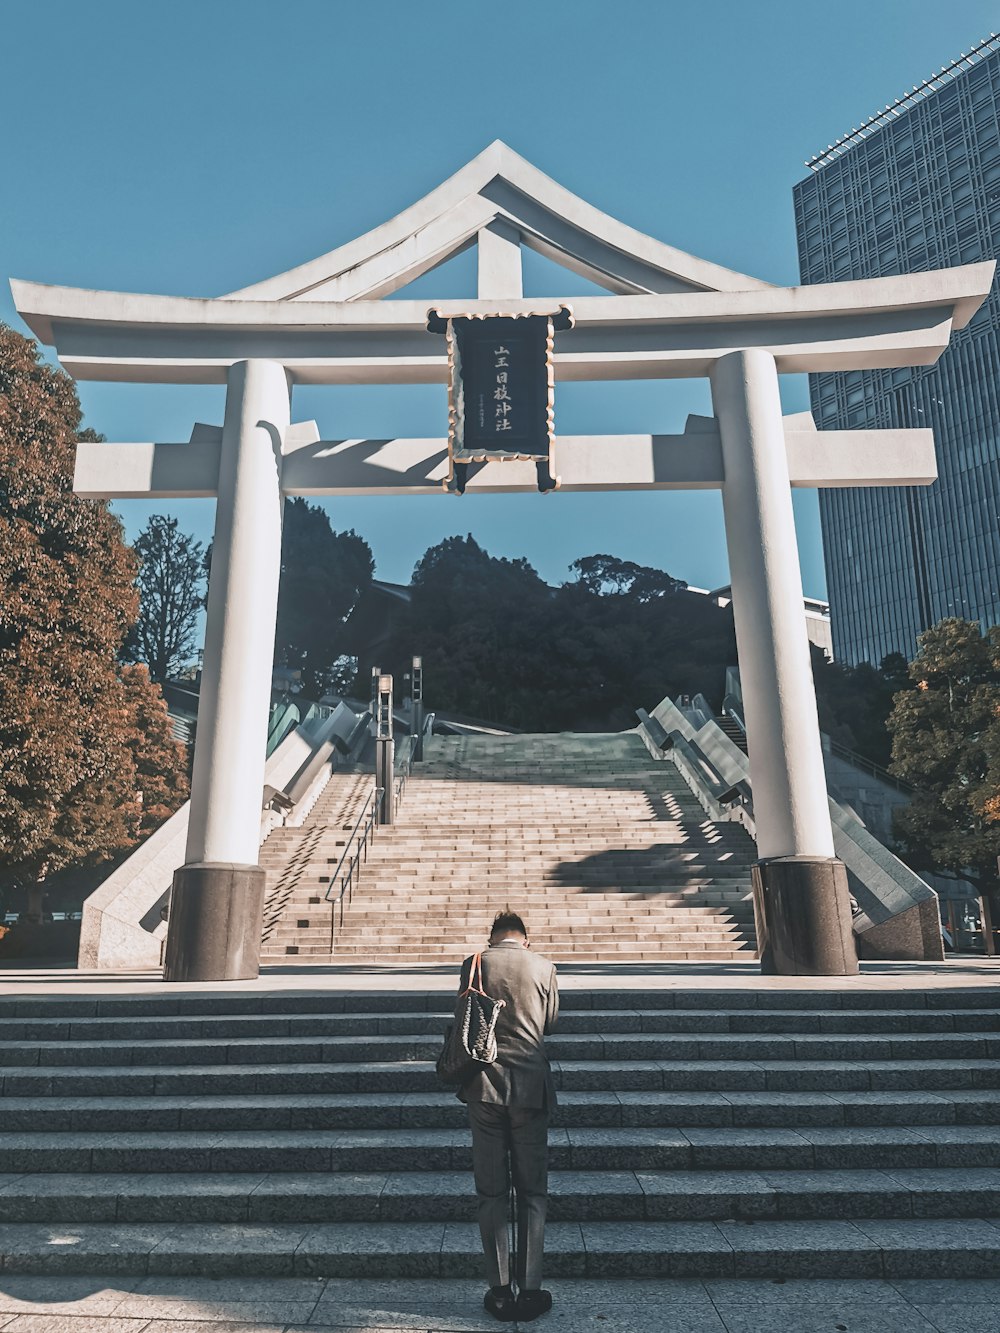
458;910;559;1324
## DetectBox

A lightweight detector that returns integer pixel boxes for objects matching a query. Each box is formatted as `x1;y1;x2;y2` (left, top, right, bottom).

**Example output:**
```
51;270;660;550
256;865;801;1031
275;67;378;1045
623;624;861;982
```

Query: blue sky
3;0;997;598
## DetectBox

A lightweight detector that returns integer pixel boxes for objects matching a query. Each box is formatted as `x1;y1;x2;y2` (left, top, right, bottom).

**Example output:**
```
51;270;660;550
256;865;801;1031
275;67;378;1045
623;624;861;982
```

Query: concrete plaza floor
0;1274;994;1333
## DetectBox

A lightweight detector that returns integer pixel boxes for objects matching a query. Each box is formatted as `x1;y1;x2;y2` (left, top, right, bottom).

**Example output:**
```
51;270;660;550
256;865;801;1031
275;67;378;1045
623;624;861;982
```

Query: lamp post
412;655;424;762
374;673;394;825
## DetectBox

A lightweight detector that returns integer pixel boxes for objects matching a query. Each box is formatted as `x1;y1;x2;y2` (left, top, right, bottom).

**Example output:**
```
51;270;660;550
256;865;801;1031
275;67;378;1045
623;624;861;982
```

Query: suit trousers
468;1100;549;1290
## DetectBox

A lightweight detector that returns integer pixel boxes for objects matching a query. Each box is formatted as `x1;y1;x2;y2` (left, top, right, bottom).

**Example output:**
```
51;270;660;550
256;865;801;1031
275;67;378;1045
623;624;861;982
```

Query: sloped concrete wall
78;711;352;971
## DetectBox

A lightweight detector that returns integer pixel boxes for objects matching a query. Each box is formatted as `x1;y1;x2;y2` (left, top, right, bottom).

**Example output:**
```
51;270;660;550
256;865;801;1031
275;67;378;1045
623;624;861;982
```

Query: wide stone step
10;1057;996;1099
2;1165;997;1225
315;892;753;905
5;989;996;1020
2;1214;999;1277
274;950;757;962
295;928;753;944
3;1087;998;1133
280;912;757;927
5;1005;988;1043
2;1123;998;1176
22;1028;996;1069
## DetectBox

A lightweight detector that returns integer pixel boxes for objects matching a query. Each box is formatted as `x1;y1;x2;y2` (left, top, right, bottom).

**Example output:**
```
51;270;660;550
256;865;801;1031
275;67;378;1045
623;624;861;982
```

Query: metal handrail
826;738;913;794
325;785;385;951
323;721;429;952
721;694;747;734
721;693;910;794
395;732;419;806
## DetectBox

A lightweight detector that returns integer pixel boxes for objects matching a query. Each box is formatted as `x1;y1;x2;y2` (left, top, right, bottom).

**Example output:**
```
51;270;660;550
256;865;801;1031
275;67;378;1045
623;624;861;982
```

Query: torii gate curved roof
11;140;994;385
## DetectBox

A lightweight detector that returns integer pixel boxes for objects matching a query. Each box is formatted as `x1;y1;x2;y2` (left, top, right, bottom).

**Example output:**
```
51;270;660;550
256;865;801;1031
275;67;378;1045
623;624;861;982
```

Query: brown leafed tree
0;324;188;910
120;663;190;834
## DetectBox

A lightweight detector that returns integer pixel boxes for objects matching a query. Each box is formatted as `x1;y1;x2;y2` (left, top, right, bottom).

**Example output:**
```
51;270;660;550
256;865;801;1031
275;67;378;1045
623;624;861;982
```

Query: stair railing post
375;674;395;826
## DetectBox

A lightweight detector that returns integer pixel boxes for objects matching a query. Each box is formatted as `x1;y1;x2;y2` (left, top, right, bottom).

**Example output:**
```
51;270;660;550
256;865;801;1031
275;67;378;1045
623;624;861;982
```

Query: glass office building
794;34;1000;665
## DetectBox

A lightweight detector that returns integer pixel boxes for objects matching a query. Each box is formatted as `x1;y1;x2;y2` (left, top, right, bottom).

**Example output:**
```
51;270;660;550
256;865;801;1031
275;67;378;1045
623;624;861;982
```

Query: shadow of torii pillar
162;359;290;983
712;349;858;975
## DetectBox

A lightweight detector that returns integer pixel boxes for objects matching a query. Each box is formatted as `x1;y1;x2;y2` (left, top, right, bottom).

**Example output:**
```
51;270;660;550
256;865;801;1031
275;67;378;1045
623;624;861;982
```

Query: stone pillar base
162;862;266;983
375;738;395;825
751;856;859;977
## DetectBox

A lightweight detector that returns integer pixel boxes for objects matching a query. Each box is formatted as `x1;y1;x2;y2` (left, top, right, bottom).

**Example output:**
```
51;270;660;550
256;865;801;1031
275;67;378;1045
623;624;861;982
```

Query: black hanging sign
427;307;573;493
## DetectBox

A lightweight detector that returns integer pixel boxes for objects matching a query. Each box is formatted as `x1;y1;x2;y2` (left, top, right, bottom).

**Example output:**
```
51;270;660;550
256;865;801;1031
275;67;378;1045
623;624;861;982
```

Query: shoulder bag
436;951;506;1087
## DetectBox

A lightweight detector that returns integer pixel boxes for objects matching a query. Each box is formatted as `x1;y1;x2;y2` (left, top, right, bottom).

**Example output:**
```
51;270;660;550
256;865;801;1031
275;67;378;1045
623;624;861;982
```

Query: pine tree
124;515;205;682
0;324;188;910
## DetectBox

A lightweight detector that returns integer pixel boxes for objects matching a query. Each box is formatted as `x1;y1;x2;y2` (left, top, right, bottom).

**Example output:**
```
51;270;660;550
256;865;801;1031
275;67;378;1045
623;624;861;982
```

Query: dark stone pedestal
162;862;266;983
375;737;395;825
751;855;859;976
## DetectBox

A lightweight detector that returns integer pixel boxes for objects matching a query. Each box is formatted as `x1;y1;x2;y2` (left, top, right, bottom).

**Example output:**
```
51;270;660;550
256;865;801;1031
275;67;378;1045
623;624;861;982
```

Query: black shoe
484;1285;516;1322
516;1289;553;1322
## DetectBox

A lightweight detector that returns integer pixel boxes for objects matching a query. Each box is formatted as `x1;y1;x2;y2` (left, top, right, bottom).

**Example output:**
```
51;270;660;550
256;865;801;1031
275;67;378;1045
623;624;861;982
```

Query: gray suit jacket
456;940;559;1109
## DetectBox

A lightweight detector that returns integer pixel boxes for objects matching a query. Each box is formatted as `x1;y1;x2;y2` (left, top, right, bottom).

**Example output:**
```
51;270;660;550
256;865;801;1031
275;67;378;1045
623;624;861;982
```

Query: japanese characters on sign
492;343;512;434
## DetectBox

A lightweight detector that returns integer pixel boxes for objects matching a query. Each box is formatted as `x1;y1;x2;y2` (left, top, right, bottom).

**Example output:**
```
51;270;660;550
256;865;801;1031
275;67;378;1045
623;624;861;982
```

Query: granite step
3;1087;998;1133
2;1123;997;1176
2;1215;1000;1277
29;1005;995;1042
8;1056;996;1100
2;1165;997;1225
22;1028;994;1069
4;988;997;1018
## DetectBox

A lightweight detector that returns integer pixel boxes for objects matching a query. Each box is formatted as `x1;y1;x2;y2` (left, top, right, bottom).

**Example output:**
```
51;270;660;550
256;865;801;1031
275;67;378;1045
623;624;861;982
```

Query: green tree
390;537;735;732
570;554;686;602
0;324;188;914
405;535;552;725
124;514;205;681
274;498;374;699
811;651;909;768
887;618;1000;896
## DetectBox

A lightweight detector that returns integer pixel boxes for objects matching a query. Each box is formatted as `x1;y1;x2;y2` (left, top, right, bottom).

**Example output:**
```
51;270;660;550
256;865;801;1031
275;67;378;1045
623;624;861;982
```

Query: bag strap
461;951;484;996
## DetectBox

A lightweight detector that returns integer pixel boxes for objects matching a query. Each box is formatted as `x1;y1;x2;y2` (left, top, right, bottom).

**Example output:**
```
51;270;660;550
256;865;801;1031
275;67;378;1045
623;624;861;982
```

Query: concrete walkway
0;1274;991;1332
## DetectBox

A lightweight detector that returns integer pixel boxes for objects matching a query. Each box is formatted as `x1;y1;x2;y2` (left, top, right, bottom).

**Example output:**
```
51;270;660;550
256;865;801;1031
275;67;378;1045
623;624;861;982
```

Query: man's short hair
490;910;527;939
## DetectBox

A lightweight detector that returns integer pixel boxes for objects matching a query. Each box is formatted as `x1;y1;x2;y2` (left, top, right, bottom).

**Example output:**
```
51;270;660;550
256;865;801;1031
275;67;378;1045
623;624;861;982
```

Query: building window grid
798;44;1000;662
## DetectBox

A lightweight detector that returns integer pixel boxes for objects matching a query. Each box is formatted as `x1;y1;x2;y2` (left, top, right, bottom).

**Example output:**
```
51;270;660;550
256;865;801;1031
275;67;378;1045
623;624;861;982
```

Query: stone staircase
717;713;749;754
258;771;375;950
260;732;758;965
2;985;1000;1278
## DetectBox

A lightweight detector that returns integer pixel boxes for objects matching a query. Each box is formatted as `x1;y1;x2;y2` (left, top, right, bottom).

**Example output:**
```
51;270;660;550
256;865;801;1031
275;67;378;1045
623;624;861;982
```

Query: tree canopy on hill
377;536;910;762
385;537;737;731
204;498;375;700
0;324;188;912
274;498;375;698
811;651;909;769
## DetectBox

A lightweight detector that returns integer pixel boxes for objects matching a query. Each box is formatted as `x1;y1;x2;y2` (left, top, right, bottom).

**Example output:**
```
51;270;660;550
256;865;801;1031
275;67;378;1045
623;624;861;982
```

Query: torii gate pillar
162;359;290;982
713;349;857;974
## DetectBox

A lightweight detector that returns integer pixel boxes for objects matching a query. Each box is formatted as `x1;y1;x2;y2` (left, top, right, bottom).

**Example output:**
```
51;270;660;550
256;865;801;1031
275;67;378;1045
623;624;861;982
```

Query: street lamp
411;655;424;761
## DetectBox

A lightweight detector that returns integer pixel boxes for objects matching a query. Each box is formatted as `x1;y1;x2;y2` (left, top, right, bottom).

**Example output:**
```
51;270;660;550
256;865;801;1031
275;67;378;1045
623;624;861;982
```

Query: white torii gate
12;142;993;981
